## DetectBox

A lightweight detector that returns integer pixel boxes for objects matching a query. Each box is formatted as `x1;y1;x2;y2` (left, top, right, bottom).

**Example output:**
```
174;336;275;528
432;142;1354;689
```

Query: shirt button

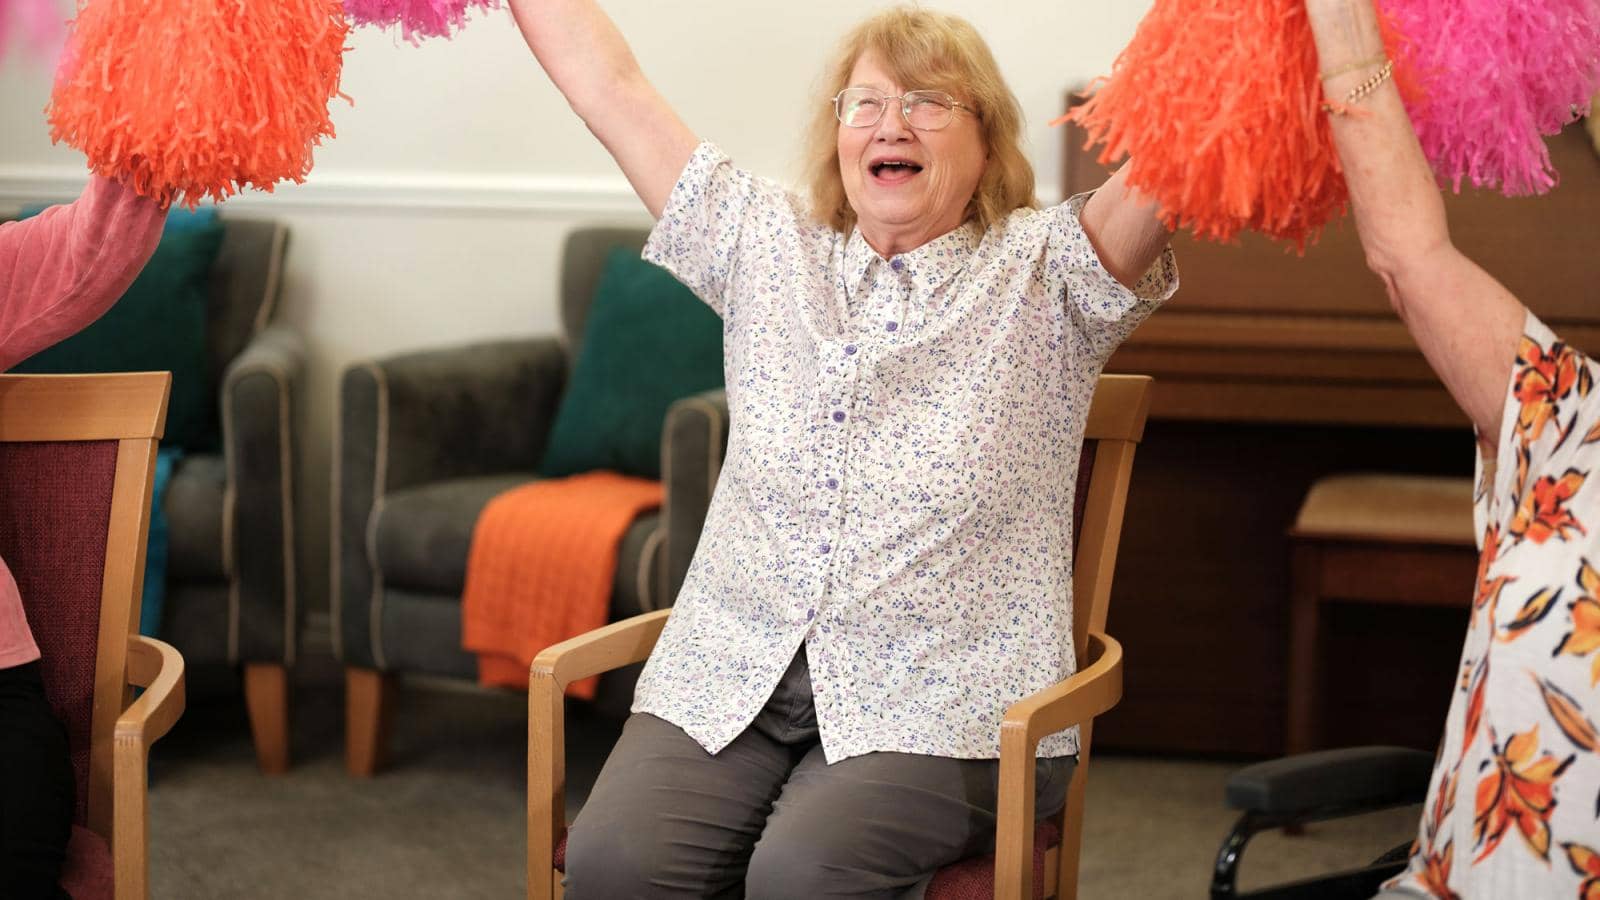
890;257;905;271
818;543;832;554
844;344;857;356
825;477;839;490
832;411;846;423
885;321;899;332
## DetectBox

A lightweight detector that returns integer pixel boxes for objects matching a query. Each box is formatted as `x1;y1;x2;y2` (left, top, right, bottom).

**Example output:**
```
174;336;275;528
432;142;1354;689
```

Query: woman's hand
505;0;698;217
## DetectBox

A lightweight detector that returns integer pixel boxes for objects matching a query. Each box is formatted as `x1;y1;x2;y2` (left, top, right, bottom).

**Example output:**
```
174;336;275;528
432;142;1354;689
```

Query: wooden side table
1286;474;1479;754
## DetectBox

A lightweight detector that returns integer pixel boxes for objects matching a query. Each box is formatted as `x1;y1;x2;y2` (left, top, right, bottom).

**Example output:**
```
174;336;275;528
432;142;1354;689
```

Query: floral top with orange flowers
1388;312;1600;899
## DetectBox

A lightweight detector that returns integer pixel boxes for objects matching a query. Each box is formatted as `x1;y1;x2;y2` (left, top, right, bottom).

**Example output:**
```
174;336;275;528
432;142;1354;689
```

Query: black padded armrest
1225;746;1435;817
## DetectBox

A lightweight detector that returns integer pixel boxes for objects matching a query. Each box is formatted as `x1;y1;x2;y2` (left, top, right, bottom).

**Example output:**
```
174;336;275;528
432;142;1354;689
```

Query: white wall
0;1;1153;648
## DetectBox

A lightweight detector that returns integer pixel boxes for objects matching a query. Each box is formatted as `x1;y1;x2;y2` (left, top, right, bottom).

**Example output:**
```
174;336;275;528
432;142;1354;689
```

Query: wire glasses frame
831;88;976;131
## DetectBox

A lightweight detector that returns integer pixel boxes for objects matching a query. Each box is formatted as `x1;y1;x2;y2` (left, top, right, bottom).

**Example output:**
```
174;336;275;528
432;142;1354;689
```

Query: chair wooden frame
527;374;1153;900
0;372;187;900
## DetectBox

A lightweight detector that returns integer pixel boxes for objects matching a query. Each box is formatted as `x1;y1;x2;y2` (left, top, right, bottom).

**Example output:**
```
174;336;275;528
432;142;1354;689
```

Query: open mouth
870;160;924;183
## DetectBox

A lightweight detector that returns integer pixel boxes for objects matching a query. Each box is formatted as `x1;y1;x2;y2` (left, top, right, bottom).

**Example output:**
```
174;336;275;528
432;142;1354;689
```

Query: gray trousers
564;648;1075;899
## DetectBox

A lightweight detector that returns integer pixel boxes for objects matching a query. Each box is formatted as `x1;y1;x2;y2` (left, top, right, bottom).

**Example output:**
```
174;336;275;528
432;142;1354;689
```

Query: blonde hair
804;6;1037;234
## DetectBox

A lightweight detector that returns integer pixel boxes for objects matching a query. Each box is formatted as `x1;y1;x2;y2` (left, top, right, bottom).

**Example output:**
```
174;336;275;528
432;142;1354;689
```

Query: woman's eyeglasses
832;88;975;131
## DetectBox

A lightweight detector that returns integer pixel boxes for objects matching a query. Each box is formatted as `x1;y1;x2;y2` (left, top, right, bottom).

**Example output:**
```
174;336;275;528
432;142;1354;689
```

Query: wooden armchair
0;373;187;900
527;374;1154;900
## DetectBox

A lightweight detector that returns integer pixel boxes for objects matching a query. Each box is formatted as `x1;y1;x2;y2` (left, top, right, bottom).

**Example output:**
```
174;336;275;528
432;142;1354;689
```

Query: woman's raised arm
506;0;700;217
1304;0;1527;445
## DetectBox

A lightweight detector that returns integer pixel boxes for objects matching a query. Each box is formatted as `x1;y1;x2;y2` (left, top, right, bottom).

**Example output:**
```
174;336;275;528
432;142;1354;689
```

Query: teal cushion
12;217;224;450
539;247;724;480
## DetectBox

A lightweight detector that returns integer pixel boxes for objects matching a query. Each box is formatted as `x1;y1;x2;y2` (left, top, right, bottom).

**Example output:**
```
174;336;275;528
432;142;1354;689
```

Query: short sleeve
642;141;794;320
1483;310;1600;531
1050;192;1179;363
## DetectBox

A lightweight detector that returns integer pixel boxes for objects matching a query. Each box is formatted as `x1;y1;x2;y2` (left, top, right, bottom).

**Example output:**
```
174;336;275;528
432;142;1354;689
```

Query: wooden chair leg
345;667;394;777
243;662;290;774
1285;544;1323;757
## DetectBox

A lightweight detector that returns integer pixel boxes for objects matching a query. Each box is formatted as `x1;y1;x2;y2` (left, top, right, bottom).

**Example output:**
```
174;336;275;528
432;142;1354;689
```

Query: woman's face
837;50;987;256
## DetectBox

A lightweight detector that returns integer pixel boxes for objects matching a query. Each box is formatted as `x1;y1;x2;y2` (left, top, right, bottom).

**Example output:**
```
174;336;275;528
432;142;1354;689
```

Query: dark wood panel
1065;98;1599;757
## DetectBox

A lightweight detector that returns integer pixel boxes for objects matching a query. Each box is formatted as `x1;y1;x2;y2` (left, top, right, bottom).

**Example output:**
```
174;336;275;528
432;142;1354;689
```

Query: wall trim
0;165;651;217
0;164;1063;218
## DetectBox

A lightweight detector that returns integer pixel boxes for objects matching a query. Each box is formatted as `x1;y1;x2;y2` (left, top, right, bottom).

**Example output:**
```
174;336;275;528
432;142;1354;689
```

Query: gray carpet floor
146;665;1421;899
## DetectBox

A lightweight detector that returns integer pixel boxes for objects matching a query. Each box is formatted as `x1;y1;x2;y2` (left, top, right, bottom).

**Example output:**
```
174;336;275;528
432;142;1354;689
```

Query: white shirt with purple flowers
633;142;1178;763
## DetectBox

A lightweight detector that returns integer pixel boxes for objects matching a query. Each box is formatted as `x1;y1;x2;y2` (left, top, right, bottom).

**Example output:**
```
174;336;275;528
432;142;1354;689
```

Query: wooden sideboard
1061;111;1600;756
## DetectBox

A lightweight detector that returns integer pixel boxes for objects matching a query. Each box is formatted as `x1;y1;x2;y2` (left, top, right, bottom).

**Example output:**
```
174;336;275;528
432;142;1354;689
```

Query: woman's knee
745;829;896;900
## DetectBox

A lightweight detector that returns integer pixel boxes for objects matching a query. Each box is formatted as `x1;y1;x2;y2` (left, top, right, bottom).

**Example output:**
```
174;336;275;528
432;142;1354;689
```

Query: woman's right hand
505;0;698;216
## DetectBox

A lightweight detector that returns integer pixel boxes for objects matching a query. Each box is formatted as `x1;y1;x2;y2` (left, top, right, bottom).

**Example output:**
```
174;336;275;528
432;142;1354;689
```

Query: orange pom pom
1062;0;1396;250
47;0;350;208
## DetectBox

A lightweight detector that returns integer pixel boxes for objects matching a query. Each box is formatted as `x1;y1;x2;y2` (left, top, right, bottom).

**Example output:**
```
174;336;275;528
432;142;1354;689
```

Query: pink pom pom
0;0;63;62
1383;0;1600;195
344;0;498;42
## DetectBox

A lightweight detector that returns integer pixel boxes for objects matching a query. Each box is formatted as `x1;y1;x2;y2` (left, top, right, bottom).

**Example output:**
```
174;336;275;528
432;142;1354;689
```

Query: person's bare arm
1305;0;1526;447
1080;163;1173;290
505;0;699;217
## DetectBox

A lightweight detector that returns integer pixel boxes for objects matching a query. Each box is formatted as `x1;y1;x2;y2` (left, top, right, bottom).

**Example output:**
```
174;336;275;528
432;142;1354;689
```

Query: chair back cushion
1072;442;1096;542
559;227;650;356
0;440;118;825
206;218;285;397
540;247;724;480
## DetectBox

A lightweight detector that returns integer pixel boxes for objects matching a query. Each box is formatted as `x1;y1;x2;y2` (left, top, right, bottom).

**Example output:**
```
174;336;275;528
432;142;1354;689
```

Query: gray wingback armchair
333;226;729;776
161;217;304;774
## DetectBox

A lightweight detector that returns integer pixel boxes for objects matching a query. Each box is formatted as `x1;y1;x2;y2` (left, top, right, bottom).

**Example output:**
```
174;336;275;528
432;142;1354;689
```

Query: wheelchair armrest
1226;746;1435;819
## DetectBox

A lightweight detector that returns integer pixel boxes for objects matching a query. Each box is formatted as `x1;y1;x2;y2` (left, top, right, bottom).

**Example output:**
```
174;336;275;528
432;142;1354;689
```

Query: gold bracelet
1320;51;1386;81
1322;58;1394;115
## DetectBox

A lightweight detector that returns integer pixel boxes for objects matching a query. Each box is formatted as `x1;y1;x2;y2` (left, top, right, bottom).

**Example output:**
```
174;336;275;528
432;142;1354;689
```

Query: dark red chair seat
60;825;113;900
551;818;1060;899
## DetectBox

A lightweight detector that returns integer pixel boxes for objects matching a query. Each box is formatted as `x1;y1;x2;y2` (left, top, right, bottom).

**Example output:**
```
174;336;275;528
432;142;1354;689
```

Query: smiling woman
502;2;1179;896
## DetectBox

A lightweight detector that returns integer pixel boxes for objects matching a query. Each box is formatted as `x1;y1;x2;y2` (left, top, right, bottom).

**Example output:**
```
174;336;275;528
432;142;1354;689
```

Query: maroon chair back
0;440;119;825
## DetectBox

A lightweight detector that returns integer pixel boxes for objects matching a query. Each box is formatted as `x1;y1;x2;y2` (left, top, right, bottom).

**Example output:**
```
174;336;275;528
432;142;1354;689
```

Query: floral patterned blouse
631;142;1178;763
1390;312;1600;897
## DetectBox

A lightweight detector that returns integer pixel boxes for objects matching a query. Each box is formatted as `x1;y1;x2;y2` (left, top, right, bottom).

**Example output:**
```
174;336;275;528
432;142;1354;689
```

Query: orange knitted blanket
461;471;662;699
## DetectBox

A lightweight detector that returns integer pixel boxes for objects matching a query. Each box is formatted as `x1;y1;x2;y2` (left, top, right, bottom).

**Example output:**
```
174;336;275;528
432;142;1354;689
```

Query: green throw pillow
12;218;224;450
539;247;724;480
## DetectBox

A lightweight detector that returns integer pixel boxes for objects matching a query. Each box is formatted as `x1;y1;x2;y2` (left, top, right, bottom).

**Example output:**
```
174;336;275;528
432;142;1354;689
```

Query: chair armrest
528;609;670;900
993;632;1123;900
660;389;728;607
118;635;187;746
221;323;305;664
114;635;186;900
532;608;671;690
1224;746;1434;818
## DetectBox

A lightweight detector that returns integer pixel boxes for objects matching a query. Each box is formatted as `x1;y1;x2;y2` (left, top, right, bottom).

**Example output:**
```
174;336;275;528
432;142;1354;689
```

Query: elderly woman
506;3;1177;896
1303;1;1600;897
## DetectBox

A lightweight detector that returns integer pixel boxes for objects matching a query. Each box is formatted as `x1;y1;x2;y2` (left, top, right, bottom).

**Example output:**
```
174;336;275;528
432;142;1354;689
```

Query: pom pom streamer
1382;0;1600;195
343;0;499;42
1063;0;1364;249
47;0;350;209
0;0;63;61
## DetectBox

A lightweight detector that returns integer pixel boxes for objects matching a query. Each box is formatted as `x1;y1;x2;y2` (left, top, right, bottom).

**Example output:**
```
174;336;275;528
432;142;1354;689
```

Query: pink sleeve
0;175;166;371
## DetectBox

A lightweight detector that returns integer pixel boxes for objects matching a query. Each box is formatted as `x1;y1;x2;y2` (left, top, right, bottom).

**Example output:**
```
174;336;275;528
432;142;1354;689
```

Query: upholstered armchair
334;226;728;776
162;218;302;774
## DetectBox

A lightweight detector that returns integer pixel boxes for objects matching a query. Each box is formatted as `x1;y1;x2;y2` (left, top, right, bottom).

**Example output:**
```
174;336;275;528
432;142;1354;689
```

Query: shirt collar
841;220;980;300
